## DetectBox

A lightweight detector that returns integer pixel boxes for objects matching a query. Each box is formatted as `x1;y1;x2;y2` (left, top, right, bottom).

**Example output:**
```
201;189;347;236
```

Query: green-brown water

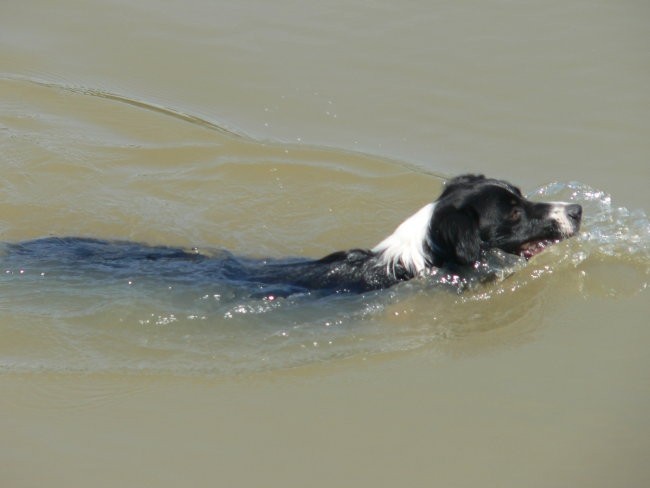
2;1;649;486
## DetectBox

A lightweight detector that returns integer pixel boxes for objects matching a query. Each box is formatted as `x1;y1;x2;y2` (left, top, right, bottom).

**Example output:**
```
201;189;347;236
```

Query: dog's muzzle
549;203;582;236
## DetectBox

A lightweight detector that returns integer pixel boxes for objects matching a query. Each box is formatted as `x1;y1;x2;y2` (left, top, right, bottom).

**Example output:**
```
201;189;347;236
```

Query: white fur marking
548;202;575;236
372;203;435;276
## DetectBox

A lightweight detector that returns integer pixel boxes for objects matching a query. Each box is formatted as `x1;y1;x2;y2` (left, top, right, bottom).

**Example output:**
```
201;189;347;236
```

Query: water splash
457;181;650;303
536;181;649;264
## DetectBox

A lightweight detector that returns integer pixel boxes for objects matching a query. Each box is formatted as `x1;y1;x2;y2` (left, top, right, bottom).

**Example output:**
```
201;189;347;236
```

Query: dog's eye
509;208;522;222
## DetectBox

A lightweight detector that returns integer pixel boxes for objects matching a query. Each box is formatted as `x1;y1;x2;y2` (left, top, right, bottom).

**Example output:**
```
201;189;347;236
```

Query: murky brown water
2;1;649;487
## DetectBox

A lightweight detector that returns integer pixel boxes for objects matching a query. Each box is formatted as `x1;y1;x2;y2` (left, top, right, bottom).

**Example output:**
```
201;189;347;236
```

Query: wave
0;72;244;139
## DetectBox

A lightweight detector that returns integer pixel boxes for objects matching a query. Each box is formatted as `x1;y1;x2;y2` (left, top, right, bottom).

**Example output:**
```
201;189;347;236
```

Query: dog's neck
371;202;436;277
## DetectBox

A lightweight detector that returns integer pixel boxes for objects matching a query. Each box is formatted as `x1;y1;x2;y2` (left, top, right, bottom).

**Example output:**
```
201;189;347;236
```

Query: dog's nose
567;204;582;222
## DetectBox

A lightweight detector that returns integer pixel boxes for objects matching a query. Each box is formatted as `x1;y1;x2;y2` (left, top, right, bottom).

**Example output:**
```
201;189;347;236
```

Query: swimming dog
4;174;582;294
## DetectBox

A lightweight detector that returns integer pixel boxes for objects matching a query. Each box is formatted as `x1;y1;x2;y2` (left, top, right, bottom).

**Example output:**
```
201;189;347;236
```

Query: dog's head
430;174;582;266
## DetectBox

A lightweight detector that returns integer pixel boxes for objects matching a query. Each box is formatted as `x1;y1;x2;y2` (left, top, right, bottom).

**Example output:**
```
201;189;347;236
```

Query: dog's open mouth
518;239;559;259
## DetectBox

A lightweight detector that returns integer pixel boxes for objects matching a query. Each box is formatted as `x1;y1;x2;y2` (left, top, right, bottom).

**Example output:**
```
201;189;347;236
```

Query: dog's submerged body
5;175;582;295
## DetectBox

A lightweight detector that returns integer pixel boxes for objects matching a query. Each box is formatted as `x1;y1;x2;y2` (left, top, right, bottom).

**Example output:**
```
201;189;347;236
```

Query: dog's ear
431;205;482;265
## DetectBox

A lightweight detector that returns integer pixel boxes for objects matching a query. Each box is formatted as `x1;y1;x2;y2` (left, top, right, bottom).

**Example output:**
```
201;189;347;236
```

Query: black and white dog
246;173;582;292
5;174;581;295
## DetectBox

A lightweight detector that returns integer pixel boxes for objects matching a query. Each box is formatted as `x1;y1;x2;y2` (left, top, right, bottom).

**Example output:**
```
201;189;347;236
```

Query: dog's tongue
519;240;554;259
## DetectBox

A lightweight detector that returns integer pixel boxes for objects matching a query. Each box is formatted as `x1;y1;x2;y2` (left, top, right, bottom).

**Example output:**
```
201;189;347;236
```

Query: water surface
1;76;648;375
1;1;649;487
